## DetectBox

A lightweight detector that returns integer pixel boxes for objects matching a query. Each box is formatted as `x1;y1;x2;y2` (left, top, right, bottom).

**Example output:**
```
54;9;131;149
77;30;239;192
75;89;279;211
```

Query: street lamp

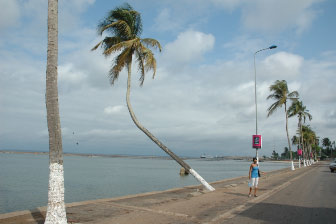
253;45;277;163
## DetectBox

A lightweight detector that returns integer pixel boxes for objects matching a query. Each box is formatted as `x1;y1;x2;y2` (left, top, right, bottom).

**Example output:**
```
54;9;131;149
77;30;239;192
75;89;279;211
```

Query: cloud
104;105;124;114
241;0;322;34
59;63;87;84
209;0;245;11
260;52;304;79
0;0;20;31
162;30;215;66
153;8;181;32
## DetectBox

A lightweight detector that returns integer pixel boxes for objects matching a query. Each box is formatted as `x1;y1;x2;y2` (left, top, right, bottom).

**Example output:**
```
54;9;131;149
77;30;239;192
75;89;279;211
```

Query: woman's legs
254;177;259;196
254;187;258;196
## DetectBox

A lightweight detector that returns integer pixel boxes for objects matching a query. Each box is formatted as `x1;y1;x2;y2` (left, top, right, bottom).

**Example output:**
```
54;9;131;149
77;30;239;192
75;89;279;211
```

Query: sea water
0;153;289;214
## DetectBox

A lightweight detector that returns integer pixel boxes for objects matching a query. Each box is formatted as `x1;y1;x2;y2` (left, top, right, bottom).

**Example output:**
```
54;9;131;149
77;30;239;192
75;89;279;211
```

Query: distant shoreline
0;150;170;160
0;150;293;162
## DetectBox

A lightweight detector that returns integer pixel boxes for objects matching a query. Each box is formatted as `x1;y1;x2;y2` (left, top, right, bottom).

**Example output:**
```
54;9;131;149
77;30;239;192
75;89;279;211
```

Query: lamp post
253;45;277;164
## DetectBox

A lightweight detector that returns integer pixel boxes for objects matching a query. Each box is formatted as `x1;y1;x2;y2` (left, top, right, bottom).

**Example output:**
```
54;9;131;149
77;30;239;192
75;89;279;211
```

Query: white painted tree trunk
189;169;215;191
298;157;301;168
45;163;67;224
291;160;295;170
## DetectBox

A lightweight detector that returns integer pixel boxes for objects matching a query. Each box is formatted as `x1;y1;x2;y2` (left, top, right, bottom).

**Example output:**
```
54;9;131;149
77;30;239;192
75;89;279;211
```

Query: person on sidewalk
248;157;264;197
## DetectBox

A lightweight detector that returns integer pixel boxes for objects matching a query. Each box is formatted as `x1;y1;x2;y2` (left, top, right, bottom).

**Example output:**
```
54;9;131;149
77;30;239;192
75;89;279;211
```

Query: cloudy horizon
1;0;335;157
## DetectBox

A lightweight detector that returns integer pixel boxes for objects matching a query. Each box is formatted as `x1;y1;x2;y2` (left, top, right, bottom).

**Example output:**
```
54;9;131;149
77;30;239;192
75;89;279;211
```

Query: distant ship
200;154;213;159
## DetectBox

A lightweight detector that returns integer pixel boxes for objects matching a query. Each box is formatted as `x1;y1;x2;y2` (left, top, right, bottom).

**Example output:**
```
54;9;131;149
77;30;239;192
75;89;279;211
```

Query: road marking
204;166;316;224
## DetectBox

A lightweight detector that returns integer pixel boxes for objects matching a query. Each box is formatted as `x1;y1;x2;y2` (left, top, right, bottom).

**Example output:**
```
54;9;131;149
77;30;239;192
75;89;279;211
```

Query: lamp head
269;45;277;49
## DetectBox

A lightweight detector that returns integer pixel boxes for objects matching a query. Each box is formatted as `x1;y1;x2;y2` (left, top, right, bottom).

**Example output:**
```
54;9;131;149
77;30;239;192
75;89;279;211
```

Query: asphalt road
227;162;336;224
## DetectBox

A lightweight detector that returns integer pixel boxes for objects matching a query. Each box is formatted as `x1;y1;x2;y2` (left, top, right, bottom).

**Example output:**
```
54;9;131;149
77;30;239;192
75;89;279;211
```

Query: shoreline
0;150;296;162
0;167;289;218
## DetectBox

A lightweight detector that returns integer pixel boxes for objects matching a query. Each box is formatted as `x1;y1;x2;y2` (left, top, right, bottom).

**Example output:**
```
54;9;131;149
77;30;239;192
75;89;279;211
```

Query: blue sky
0;0;335;157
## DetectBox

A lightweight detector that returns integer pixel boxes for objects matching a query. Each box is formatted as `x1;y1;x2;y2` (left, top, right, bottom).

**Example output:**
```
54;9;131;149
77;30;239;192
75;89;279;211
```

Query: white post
291;160;295;170
189;169;215;191
298;157;301;168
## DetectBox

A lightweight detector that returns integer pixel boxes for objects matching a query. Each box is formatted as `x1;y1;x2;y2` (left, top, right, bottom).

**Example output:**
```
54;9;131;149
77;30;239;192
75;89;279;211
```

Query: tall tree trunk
125;62;214;191
299;117;306;162
285;104;294;170
45;0;67;223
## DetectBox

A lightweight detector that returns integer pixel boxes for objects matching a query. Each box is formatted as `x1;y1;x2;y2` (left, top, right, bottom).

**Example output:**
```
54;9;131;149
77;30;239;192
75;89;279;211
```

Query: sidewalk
0;163;318;224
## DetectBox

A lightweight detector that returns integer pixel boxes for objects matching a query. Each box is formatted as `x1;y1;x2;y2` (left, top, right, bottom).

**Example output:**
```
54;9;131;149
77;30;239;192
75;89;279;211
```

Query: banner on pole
252;135;262;149
298;149;302;156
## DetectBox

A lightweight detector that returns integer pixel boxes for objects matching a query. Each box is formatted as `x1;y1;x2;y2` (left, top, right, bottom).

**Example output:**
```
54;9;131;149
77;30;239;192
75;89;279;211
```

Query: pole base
291;161;295;171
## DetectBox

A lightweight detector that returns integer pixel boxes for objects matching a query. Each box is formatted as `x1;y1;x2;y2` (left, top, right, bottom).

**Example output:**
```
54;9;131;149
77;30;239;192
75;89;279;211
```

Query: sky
0;0;335;157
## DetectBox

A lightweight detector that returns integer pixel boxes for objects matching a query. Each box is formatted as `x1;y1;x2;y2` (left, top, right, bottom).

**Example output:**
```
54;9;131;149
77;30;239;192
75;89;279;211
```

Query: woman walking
248;157;264;197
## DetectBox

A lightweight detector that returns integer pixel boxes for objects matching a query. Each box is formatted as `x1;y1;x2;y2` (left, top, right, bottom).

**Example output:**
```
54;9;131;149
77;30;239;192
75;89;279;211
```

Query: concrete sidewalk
0;162;320;224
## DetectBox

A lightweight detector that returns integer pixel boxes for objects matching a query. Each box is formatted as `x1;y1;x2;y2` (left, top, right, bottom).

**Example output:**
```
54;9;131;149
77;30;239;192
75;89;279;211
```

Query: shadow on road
29;209;44;224
233;202;336;224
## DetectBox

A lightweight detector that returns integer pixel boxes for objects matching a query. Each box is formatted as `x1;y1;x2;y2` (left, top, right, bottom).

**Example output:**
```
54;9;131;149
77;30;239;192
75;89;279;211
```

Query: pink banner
297;149;302;156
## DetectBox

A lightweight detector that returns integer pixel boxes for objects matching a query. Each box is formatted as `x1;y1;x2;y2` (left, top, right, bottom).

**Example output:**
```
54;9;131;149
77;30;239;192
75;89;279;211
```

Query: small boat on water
200;154;213;159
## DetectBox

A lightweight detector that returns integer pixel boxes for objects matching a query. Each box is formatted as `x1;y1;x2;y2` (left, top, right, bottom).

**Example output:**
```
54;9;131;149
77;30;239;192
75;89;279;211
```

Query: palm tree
302;125;317;163
92;3;214;191
322;137;331;158
45;0;67;223
267;80;298;170
288;100;312;166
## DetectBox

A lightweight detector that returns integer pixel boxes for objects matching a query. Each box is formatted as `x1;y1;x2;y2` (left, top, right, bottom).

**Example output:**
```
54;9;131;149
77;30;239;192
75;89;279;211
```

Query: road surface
227;162;336;224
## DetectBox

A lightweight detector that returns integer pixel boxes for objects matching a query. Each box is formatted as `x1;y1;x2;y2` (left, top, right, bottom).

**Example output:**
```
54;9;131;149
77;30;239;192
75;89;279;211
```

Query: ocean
0;153;289;214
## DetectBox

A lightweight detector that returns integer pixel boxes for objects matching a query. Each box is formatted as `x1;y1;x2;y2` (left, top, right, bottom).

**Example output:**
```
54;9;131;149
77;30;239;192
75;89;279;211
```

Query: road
227;162;336;224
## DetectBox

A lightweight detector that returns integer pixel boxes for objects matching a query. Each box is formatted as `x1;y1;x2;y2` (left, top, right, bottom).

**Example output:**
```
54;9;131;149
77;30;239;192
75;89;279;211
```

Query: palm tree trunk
125;62;214;191
299;118;305;162
285;104;294;170
45;0;67;223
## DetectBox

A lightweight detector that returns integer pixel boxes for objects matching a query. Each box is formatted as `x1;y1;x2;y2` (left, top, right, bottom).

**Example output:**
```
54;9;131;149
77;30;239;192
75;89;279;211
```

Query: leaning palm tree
45;0;67;223
288;100;312;166
92;3;214;191
267;80;298;170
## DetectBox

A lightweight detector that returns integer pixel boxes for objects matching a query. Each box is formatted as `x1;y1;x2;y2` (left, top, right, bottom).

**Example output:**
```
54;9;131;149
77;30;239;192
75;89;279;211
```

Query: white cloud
153;8;181;32
162;30;215;65
0;0;20;31
104;105;124;114
59;63;87;84
241;0;322;34
260;52;304;79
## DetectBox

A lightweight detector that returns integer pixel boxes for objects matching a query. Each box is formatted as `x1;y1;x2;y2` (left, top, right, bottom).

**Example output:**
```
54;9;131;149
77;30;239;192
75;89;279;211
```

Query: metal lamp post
253;45;277;164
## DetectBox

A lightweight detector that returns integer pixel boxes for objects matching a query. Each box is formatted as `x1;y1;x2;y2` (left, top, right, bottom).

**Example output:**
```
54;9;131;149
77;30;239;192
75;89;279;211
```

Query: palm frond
144;51;157;79
288;90;299;98
109;48;132;85
141;38;162;52
135;49;146;86
101;37;123;50
91;41;103;51
103;38;137;56
93;3;161;86
98;21;130;37
267;100;282;117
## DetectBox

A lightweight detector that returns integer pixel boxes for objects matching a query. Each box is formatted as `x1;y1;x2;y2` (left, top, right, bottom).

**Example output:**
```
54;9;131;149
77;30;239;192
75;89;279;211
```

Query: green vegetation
267;80;299;161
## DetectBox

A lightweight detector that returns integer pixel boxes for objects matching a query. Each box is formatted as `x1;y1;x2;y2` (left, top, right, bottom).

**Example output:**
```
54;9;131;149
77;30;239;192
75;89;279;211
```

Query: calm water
0;153;289;214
